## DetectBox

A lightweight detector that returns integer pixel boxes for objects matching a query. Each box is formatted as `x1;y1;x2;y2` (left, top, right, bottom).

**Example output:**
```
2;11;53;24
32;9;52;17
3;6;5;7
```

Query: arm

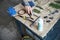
23;0;34;14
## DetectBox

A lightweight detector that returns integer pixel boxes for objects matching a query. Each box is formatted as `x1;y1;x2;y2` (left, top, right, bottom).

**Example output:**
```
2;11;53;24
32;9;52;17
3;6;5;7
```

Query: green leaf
33;9;40;13
49;3;60;9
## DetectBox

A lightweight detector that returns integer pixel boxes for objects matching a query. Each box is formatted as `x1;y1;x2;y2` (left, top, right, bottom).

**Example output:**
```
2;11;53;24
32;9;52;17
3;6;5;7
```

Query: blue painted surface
8;7;16;16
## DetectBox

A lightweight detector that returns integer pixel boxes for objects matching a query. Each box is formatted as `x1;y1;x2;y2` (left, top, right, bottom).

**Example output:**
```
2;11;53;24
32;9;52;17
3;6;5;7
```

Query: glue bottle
38;18;43;31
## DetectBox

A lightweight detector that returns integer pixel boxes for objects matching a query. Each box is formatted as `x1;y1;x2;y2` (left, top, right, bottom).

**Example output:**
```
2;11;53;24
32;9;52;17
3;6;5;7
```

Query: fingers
28;7;32;14
30;8;32;14
27;6;30;14
25;6;32;14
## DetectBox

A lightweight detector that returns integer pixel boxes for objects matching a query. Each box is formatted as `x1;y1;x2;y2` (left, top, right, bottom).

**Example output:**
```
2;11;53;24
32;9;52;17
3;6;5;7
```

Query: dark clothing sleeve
23;0;35;7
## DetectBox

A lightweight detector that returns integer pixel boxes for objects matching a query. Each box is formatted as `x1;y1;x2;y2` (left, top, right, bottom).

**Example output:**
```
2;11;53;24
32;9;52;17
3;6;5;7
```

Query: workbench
13;3;60;40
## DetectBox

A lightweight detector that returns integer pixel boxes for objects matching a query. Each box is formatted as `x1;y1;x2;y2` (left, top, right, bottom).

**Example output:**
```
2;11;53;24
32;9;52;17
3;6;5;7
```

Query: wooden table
13;3;60;39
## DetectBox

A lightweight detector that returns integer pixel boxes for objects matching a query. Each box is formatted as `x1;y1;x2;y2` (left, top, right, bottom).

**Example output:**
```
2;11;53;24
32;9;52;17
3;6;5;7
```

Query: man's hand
25;6;32;14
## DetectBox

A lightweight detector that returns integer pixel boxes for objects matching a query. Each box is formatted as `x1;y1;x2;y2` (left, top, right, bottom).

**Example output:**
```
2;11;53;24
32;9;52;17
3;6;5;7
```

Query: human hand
25;6;32;14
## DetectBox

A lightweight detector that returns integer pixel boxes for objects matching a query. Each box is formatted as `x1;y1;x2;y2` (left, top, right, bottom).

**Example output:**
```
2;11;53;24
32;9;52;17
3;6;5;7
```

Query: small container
38;18;43;31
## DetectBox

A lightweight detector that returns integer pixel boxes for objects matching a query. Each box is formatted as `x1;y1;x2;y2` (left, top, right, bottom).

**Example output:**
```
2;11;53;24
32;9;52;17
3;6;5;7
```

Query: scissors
18;9;34;20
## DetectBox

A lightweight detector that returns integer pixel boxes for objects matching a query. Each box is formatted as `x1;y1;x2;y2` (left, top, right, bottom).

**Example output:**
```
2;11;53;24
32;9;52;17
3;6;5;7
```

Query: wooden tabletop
13;3;60;38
